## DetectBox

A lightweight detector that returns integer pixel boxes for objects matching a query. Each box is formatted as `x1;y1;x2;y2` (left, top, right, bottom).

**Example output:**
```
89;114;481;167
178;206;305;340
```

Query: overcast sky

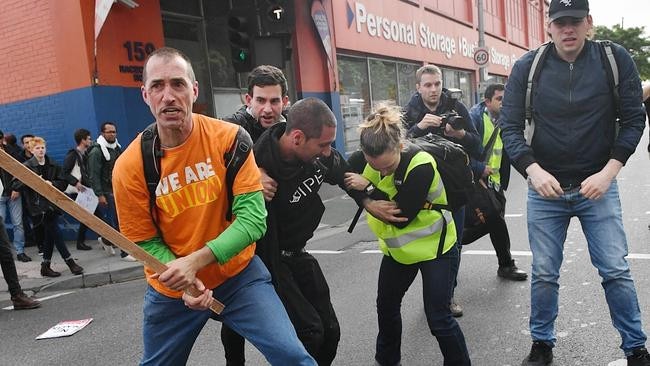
589;0;649;34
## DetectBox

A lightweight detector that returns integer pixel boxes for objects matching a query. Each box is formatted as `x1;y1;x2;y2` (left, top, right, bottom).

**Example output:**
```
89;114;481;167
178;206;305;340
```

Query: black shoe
76;242;92;251
65;258;84;275
11;292;41;310
521;341;553;366
498;260;528;281
628;347;650;366
40;263;61;277
16;253;32;262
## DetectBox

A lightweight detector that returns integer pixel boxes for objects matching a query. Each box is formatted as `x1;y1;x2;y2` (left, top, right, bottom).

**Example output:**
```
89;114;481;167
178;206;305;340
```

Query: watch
364;183;375;195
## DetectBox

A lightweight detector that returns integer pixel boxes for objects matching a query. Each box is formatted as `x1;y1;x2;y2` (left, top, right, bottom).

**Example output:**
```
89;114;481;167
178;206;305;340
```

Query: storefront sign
345;1;522;70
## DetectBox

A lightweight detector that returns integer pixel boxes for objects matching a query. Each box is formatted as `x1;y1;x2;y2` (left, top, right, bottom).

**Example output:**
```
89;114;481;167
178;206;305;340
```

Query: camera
440;111;465;130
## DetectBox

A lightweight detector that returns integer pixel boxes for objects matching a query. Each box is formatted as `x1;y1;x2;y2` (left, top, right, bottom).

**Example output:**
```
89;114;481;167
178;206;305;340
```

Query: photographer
402;64;481;318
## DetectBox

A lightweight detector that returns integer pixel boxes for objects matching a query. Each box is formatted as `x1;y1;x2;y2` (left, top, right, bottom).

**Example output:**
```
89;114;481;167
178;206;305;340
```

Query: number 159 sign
473;47;490;66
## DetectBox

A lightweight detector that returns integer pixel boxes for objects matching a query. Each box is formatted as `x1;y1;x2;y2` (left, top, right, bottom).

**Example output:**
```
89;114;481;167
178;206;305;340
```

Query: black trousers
0;220;22;296
221;251;340;366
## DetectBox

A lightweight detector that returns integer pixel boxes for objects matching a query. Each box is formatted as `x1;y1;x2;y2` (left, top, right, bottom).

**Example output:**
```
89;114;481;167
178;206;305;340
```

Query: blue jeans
0;195;25;254
141;255;316;366
375;245;471;366
527;181;647;355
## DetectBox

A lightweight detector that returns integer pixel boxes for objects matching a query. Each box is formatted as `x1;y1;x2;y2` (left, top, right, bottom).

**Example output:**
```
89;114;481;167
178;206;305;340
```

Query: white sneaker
98;237;116;255
120;254;137;262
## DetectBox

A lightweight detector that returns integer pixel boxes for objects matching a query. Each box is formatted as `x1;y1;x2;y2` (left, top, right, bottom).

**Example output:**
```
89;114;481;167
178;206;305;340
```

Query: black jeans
0;220;22;296
34;211;71;262
375;245;471;366
275;252;340;365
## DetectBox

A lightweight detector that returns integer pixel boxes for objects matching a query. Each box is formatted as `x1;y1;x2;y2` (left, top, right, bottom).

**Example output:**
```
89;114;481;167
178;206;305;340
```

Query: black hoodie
253;122;362;251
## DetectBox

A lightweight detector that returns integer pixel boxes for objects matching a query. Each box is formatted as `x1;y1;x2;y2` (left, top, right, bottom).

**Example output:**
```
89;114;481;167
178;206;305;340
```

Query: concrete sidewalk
0;239;144;305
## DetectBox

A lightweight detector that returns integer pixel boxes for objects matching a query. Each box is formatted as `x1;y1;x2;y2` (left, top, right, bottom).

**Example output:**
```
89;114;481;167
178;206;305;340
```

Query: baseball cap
548;0;589;22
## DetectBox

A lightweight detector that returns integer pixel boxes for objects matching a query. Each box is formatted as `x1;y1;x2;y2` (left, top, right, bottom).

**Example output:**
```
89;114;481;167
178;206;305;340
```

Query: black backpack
140;122;253;241
394;133;474;211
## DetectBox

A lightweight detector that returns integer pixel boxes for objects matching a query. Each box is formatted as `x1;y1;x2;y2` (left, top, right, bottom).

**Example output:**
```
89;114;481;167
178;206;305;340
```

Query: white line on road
308;250;344;255
326;249;650;260
505;214;523;217
2;291;75;310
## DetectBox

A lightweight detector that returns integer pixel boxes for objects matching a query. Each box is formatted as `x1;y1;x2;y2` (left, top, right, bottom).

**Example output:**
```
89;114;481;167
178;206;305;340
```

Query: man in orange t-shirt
113;47;315;366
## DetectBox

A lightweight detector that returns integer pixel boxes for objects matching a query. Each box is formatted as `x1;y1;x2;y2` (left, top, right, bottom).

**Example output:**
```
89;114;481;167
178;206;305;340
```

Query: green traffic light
238;50;247;61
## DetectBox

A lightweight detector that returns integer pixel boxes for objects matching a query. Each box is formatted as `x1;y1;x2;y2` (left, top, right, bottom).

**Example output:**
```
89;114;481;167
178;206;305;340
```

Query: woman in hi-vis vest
344;103;471;366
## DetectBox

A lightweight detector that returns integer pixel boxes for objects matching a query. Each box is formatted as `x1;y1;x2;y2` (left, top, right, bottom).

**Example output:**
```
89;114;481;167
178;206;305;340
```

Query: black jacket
222;106;268;142
253;122;362;251
402;89;482;159
12;156;73;217
62;148;90;187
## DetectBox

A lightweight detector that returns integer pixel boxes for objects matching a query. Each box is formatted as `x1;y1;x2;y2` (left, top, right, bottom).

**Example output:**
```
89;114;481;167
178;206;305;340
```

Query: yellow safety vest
482;112;503;187
363;151;457;264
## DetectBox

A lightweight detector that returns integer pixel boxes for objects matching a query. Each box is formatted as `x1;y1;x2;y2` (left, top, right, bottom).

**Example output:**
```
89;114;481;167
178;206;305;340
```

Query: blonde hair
28;136;46;151
358;102;405;157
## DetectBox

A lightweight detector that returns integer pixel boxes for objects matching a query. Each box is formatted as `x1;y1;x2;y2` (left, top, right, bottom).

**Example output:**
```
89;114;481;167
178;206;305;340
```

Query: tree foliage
593;25;650;80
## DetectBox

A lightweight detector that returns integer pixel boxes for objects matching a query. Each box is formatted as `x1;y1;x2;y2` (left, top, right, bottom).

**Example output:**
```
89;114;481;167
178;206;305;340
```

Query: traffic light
260;0;294;35
228;10;254;72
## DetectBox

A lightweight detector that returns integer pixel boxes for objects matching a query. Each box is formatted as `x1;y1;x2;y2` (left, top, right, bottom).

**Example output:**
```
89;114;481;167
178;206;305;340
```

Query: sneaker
628;347;650;366
16;253;32;262
120;254;137;262
11;292;41;310
450;298;463;317
521;341;553;366
98;237;116;255
498;260;528;281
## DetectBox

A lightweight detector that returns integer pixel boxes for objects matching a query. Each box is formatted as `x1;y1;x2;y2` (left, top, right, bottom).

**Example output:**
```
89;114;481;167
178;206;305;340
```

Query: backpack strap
596;40;621;137
224;126;253;221
524;41;552;146
140;122;165;242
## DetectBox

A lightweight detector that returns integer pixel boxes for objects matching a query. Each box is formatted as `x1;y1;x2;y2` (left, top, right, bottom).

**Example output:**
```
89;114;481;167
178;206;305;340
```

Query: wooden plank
0;148;224;314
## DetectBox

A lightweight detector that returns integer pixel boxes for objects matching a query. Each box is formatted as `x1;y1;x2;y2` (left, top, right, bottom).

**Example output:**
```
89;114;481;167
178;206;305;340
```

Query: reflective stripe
427;179;444;202
492;148;502;157
384;210;453;248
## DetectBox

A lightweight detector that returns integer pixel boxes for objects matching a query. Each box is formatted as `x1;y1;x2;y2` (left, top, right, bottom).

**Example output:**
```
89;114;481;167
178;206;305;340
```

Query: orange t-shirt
113;114;263;298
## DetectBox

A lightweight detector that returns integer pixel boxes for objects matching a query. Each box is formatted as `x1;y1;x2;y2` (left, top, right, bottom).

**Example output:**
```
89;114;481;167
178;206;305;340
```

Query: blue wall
0;86;152;163
0;86;153;242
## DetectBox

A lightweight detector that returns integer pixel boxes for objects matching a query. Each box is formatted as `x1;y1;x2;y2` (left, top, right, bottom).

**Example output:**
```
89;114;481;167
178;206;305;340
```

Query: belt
560;183;580;192
280;248;307;257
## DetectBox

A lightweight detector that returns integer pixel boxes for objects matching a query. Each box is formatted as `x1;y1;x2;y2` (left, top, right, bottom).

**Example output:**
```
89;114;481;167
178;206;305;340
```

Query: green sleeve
138;237;177;264
206;191;267;264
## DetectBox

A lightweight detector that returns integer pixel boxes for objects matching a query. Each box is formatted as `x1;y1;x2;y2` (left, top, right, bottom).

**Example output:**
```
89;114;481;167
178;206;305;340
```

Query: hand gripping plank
0;149;225;314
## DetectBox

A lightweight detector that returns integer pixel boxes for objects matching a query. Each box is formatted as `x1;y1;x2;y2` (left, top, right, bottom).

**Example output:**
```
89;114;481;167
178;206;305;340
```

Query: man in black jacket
253;98;392;365
62;128;93;250
223;65;289;142
0;130;28;262
402;64;482;317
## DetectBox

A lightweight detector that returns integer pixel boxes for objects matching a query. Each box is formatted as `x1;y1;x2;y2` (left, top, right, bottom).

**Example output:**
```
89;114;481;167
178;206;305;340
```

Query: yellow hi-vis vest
482;112;503;187
363;151;457;264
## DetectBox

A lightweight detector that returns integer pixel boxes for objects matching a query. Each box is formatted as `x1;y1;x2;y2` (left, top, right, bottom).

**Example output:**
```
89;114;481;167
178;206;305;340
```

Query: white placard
75;187;99;214
36;318;93;340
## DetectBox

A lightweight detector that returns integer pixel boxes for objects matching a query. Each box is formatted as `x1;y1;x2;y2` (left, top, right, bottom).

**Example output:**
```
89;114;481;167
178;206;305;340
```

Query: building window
369;59;397;105
441;68;473;107
338;56;370;155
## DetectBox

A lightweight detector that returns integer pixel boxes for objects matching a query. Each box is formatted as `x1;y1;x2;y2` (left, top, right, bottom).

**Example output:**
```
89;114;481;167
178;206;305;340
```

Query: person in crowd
220;64;289;365
12;137;84;277
500;0;650;364
465;83;527;280
3;133;22;159
344;102;471;366
18;134;37;252
0;219;40;309
252;97;386;365
88;122;134;261
0;130;28;262
112;46;316;366
62;128;93;251
402;64;481;317
223;64;289;141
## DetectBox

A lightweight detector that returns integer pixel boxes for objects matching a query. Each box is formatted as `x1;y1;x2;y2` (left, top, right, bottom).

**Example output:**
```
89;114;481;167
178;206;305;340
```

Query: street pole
477;0;486;86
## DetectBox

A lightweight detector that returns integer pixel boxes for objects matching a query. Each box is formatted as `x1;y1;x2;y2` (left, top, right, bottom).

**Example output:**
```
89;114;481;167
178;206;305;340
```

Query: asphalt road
1;135;649;365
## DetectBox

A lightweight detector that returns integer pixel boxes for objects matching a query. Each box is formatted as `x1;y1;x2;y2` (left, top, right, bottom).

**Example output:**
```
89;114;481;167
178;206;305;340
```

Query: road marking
505;214;523;217
308;250;344;255
2;291;75;310
464;250;533;256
